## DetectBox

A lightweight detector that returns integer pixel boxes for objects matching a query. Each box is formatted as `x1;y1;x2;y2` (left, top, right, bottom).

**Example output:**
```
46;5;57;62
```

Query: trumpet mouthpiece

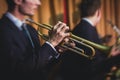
25;18;34;23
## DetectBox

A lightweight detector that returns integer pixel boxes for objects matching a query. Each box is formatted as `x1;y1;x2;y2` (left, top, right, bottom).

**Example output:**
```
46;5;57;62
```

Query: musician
58;0;120;80
0;0;70;80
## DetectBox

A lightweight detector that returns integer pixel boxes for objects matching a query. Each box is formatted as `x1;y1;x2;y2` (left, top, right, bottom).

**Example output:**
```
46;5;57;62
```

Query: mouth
32;7;38;11
30;7;38;12
34;6;39;9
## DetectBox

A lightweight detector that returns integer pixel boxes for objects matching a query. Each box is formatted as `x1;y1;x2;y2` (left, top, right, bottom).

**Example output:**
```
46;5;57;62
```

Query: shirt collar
5;12;24;30
82;18;94;27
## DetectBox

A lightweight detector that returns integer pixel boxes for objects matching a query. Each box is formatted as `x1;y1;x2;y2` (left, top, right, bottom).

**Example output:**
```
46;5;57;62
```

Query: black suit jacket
57;20;108;80
0;14;57;80
72;19;106;61
72;19;107;80
52;20;103;80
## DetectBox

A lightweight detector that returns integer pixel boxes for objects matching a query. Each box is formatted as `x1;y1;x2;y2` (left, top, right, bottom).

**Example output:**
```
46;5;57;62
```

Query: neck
9;9;25;21
85;16;98;27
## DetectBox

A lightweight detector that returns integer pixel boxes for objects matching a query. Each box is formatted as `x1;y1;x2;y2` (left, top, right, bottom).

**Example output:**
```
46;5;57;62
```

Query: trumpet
26;18;111;59
107;20;120;55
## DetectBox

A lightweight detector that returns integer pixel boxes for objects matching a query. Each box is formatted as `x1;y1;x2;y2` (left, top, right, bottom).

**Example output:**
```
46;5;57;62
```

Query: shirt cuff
45;41;60;58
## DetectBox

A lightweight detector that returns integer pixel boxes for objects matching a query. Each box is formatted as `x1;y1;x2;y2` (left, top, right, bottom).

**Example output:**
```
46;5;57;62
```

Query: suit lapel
1;15;28;48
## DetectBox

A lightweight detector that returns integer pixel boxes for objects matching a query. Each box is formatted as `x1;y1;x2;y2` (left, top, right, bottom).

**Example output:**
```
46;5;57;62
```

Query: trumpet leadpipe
25;18;52;30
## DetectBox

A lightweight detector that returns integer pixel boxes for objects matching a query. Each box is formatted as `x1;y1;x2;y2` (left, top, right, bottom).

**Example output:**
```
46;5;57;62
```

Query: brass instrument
26;18;111;59
107;20;120;56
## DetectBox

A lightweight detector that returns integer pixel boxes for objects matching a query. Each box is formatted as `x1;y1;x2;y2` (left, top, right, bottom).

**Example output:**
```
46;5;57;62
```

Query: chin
26;13;34;16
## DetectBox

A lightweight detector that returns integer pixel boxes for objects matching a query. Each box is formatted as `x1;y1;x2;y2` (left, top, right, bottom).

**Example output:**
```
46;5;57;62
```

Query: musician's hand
110;45;120;57
48;21;70;47
55;38;75;53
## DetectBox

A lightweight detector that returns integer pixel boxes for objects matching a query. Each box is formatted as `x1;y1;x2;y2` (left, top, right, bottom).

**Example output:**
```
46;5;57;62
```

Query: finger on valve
54;21;70;35
57;38;76;53
48;22;70;47
110;45;120;57
63;38;76;48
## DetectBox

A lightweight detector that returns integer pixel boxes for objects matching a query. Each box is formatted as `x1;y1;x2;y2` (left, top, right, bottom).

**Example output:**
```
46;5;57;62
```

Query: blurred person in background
56;0;120;80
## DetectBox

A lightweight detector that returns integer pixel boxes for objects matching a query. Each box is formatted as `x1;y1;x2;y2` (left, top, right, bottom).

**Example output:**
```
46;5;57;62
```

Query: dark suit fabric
0;15;57;80
72;20;106;62
56;20;110;80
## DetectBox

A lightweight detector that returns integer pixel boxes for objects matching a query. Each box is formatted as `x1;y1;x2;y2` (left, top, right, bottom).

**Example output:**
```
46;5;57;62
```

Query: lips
32;6;38;11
